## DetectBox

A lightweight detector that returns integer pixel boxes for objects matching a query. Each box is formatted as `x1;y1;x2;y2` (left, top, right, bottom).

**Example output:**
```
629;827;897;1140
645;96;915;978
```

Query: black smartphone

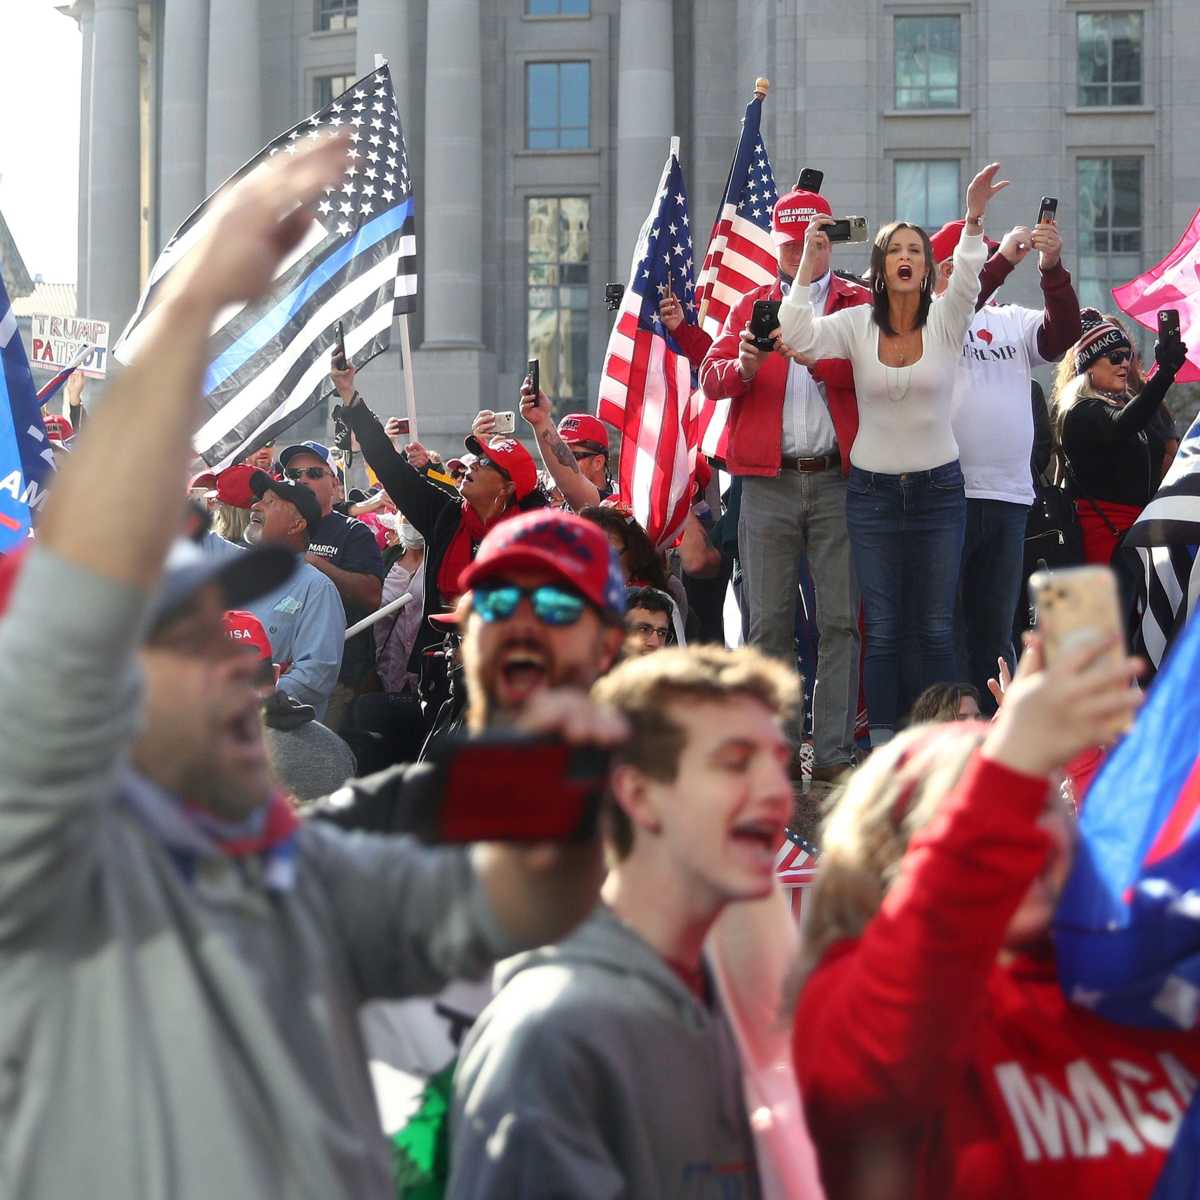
1038;196;1059;225
796;167;824;193
414;733;610;843
333;319;347;371
823;216;869;244
749;300;781;351
1159;308;1182;348
526;358;540;396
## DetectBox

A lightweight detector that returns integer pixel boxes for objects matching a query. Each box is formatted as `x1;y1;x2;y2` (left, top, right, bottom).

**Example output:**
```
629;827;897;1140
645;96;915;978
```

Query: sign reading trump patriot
29;314;109;378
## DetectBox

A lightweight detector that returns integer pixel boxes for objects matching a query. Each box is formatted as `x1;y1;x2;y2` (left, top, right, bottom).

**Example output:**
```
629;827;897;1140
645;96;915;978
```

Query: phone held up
1038;196;1059;225
749;300;782;351
493;412;517;436
1028;565;1131;728
411;733;611;844
333;319;348;372
526;357;540;398
822;216;869;244
1158;308;1182;350
796;167;824;193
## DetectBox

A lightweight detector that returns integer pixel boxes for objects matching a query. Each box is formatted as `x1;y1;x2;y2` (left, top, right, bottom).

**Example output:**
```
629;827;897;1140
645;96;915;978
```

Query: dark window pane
316;0;357;32
1076;11;1143;106
1112;158;1143;225
528;197;590;403
1077;157;1143;317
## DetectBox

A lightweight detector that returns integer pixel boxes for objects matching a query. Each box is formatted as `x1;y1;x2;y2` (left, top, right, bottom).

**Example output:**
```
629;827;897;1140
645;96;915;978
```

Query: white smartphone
493;411;516;436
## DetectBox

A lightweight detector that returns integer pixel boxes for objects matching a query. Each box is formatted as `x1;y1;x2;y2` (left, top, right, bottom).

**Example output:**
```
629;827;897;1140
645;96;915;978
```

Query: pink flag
1113;207;1200;383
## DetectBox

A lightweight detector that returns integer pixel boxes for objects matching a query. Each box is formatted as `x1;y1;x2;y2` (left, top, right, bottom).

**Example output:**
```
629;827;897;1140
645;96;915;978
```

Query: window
1078;12;1143;106
1077;157;1143;314
314;73;354;111
895;15;960;109
527;0;589;12
316;0;356;32
526;62;590;150
895;161;961;229
527;197;590;412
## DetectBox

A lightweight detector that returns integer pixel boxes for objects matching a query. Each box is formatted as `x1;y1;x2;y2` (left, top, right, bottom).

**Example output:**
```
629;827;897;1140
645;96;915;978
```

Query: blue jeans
959;498;1030;715
846;461;967;741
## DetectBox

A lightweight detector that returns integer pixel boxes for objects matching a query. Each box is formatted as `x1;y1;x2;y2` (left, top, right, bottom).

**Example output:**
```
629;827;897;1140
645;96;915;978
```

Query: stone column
691;0;738;221
617;0;675;265
421;0;481;347
205;0;261;191
355;0;417;152
76;0;95;314
160;0;209;239
87;0;141;334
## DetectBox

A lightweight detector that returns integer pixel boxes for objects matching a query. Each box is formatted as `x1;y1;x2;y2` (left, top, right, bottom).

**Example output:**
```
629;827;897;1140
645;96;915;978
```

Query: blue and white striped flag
114;65;417;471
0;279;54;552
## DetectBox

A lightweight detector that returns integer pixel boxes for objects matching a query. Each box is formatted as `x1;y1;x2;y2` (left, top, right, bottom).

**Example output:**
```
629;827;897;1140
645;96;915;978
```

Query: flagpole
375;51;421;442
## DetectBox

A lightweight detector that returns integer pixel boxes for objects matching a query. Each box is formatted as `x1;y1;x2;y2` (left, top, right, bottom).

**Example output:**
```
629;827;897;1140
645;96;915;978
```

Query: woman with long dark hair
1052;308;1188;564
777;164;1008;747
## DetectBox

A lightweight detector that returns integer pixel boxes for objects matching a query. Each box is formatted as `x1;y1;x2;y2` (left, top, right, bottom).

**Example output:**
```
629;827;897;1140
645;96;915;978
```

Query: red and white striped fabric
691;92;780;460
776;829;820;924
597;149;699;548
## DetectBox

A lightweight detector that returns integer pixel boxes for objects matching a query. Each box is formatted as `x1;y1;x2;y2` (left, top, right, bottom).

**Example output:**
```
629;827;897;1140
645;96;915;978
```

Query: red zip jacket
795;755;1200;1199
698;273;870;477
672;320;713;372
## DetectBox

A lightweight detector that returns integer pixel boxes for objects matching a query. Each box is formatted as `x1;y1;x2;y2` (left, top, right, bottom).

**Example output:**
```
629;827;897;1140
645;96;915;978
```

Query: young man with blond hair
448;645;797;1199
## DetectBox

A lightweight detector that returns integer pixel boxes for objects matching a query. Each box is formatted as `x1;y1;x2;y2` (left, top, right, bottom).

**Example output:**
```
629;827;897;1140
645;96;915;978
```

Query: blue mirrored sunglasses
473;583;588;627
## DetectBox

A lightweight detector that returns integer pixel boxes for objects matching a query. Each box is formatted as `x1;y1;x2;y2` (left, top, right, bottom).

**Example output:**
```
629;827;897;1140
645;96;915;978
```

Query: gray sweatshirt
449;905;761;1200
0;547;521;1200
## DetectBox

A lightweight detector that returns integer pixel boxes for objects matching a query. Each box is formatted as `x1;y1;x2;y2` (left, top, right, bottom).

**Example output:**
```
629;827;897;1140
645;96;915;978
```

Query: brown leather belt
779;452;840;473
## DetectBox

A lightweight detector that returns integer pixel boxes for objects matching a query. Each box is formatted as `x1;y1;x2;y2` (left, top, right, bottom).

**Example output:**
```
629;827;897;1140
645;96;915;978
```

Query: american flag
596;148;699;548
776;828;820;923
1123;409;1200;672
114;66;416;472
35;342;91;407
0;279;54;551
692;91;780;460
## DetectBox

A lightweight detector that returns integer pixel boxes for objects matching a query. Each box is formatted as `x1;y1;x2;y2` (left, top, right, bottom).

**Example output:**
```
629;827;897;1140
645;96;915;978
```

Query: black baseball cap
249;469;323;532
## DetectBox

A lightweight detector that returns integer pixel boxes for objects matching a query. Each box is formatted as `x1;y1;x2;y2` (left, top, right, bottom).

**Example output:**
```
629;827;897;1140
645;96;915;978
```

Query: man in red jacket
699;186;869;781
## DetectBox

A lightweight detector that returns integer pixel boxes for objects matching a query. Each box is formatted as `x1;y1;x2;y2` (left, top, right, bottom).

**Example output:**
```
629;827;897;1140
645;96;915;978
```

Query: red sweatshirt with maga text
795;756;1200;1200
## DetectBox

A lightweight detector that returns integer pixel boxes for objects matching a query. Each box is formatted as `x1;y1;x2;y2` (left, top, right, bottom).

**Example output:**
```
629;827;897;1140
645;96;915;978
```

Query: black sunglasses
475;455;512;483
1106;349;1133;366
284;466;329;481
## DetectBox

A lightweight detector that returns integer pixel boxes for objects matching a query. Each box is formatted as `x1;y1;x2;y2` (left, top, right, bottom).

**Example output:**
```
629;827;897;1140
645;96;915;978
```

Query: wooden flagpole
375;52;420;442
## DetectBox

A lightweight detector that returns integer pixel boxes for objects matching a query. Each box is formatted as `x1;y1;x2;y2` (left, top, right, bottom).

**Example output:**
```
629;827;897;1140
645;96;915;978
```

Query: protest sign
28;314;109;378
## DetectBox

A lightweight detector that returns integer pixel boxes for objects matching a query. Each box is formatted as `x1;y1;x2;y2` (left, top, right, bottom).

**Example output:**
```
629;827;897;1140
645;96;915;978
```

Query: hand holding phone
749;300;782;351
493;411;517;436
526;358;540;398
1037;196;1059;225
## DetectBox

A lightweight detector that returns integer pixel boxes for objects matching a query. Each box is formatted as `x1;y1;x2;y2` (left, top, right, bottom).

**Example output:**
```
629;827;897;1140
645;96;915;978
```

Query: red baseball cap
43;414;74;445
928;219;1000;263
213;463;258;510
222;609;273;662
463;435;539;501
557;413;610;454
459;509;627;619
771;188;832;247
189;469;218;492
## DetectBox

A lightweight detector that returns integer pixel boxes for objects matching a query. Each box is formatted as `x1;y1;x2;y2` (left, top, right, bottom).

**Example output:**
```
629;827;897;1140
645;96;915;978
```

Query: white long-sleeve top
777;231;986;473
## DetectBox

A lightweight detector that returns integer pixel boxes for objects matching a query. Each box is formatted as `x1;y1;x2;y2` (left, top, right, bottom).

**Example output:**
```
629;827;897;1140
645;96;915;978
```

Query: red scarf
437;502;512;601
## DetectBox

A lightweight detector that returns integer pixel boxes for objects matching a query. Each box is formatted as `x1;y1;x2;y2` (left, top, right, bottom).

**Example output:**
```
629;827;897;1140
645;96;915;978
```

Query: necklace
886;362;913;404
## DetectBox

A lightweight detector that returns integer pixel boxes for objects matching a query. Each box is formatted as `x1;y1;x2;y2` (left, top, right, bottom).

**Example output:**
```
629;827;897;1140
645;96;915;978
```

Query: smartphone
1029;567;1128;723
333;320;347;371
493;411;516;436
408;733;610;843
1038;196;1059;225
749;299;782;351
796;167;824;193
823;216;869;244
393;416;412;438
526;358;540;396
604;283;625;311
1158;308;1182;349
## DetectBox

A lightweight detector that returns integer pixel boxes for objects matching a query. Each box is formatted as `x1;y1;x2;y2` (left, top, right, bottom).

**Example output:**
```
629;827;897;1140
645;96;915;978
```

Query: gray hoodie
0;548;521;1200
448;904;761;1200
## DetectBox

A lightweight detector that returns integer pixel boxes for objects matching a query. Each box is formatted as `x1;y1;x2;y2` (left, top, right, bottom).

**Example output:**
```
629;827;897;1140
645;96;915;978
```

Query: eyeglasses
473;582;588;627
629;621;669;642
284;466;329;481
1106;349;1133;366
571;449;601;463
475;456;512;483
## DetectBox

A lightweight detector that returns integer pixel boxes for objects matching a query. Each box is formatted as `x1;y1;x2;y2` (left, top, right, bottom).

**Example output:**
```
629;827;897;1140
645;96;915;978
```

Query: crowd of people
3;129;1199;1199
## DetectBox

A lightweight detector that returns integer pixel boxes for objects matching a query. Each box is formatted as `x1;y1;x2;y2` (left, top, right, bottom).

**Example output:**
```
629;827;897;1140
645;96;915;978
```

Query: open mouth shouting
220;699;267;768
495;642;552;707
897;263;914;283
728;815;785;873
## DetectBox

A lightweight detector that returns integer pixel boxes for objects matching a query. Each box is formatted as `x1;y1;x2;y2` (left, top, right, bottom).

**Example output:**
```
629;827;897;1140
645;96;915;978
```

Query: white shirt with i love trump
951;303;1048;506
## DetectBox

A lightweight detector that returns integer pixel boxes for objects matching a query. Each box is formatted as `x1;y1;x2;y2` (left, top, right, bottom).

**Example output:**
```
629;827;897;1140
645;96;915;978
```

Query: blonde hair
592;645;801;857
211;501;252;544
800;722;987;978
1050;312;1145;451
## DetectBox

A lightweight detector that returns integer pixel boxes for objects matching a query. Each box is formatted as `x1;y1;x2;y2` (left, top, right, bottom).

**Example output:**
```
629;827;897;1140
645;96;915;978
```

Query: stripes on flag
691;93;780;460
597;149;700;548
35;342;92;407
114;66;417;471
776;828;820;924
1122;411;1200;674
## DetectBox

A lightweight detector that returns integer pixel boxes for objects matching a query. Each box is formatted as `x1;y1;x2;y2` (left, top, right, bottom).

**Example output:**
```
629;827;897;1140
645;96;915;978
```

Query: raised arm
1029;220;1082;362
513;385;602;512
0;136;350;935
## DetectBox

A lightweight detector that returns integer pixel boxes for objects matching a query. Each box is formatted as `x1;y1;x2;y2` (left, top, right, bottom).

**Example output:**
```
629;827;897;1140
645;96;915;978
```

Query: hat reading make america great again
459;509;627;620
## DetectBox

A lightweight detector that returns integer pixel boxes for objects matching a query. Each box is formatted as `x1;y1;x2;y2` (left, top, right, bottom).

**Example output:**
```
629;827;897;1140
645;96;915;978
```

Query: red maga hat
463;435;539;501
771;188;832;247
557;413;610;452
222;609;273;662
213;463;259;510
